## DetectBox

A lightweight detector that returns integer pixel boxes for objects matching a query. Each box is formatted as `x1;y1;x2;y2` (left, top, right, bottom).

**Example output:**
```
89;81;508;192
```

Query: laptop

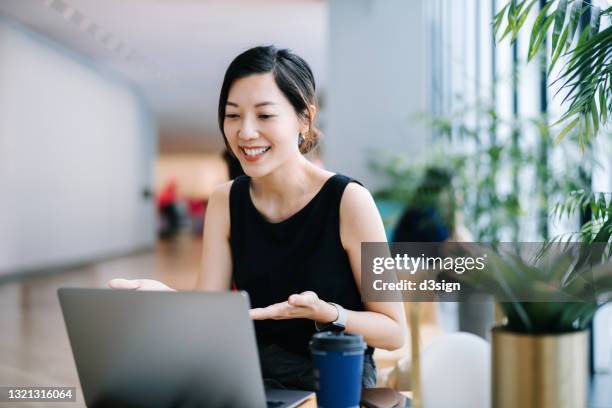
58;288;314;408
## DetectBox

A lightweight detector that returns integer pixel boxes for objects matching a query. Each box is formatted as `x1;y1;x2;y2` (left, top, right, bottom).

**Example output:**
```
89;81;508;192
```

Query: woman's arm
195;181;233;291
337;182;407;350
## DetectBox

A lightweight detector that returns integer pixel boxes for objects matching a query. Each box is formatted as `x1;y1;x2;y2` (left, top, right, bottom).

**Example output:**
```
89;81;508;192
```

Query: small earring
298;133;305;146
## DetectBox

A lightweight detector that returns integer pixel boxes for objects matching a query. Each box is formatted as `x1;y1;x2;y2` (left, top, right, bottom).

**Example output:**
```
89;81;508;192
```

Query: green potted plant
454;240;612;407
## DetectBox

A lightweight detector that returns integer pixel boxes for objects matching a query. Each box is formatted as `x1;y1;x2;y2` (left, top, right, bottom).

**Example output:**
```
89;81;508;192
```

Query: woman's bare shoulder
341;180;374;208
209;180;234;202
338;181;386;246
206;180;234;222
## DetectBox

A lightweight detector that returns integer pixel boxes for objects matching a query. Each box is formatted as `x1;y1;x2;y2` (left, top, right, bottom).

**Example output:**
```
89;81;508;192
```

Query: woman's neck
250;155;315;202
248;156;334;222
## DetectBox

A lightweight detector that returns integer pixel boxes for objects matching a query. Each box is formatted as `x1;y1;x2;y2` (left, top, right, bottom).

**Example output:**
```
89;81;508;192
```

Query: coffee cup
310;331;366;408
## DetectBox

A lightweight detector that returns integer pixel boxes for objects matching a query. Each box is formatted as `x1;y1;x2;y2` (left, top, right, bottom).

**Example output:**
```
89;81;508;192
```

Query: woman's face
223;72;306;178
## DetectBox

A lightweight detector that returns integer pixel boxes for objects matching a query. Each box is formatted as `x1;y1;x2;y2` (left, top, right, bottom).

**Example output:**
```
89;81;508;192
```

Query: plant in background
369;149;461;233
371;99;608;336
552;189;612;242
370;94;590;243
495;0;612;148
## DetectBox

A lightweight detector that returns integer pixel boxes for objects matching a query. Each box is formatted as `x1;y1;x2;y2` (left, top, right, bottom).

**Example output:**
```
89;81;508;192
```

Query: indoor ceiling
0;0;327;151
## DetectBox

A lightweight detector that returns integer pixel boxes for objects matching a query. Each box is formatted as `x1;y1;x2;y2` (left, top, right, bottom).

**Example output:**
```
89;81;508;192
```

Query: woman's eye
225;114;239;119
258;114;275;119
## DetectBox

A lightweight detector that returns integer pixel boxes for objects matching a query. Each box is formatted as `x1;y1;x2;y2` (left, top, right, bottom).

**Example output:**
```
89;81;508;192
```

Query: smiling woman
109;45;406;391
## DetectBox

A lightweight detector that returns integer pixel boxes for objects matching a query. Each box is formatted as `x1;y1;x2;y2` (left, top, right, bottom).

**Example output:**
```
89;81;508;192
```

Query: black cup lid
310;331;366;352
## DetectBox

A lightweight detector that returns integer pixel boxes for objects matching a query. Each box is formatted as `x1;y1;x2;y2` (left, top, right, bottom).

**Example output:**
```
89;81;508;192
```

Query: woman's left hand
249;291;337;323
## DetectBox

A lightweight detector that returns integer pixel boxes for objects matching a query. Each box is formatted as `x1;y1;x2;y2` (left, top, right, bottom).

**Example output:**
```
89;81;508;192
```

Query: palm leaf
529;13;556;61
512;0;538;42
599;88;608;123
528;2;554;59
550;24;570;73
551;0;568;52
565;0;584;52
494;3;512;37
554;117;580;143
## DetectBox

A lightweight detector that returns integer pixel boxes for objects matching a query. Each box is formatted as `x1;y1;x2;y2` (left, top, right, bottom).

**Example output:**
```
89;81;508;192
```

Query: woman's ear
307;104;317;121
300;104;317;134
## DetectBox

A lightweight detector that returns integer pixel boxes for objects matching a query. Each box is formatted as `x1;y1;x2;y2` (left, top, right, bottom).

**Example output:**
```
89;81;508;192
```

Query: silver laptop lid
58;288;267;408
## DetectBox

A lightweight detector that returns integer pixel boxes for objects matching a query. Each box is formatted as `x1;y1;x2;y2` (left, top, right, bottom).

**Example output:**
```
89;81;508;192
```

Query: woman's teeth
242;146;270;157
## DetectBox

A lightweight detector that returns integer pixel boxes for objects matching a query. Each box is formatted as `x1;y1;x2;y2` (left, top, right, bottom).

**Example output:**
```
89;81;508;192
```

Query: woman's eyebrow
226;101;277;108
254;101;276;107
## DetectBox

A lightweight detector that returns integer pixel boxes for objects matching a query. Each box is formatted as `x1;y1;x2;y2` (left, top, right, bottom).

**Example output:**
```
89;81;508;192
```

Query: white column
325;0;428;189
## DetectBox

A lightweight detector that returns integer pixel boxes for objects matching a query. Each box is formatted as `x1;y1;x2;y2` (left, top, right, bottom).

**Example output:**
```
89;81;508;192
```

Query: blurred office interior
0;0;611;406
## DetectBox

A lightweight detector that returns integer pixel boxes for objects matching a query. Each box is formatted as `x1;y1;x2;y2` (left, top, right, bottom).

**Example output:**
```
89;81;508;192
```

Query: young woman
109;45;406;390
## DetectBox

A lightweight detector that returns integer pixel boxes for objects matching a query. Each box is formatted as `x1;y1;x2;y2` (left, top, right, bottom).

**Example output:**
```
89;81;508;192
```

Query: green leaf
599;88;608;123
499;20;516;42
559;302;598;331
592;218;612;244
568;22;597;71
583;114;590;148
557;41;607;89
551;0;568;52
597;192;607;219
508;0;517;23
568;26;612;61
499;25;514;42
549;25;569;74
576;24;593;49
558;78;600;112
502;0;518;41
565;0;584;52
590;6;602;38
578;304;600;330
512;0;538;42
494;3;511;37
529;3;554;59
555;117;580;144
591;98;600;134
529;14;555;61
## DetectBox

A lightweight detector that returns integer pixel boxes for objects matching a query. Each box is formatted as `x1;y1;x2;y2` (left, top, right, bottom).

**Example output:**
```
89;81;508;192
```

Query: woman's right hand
107;278;176;292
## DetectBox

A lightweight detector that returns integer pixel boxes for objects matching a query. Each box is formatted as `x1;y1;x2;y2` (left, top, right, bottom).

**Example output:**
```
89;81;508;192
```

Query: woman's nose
238;122;258;140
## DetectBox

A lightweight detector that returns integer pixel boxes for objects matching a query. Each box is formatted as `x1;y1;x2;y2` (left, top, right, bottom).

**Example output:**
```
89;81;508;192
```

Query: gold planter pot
492;327;588;408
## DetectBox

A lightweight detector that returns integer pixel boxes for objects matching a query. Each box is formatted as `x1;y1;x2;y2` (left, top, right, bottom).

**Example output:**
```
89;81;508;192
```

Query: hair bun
300;126;321;154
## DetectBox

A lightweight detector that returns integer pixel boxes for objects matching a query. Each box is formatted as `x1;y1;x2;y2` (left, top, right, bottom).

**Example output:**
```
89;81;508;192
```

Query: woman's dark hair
221;149;245;179
218;45;320;154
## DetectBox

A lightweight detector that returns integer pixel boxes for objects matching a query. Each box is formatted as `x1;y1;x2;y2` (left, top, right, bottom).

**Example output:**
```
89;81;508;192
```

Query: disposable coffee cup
310;332;366;408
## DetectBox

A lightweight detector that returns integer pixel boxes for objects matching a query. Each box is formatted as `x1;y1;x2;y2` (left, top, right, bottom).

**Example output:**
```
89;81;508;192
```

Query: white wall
0;19;157;276
325;0;428;189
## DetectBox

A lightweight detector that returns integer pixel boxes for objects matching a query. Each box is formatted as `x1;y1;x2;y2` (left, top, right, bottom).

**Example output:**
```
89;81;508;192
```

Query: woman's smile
240;145;271;162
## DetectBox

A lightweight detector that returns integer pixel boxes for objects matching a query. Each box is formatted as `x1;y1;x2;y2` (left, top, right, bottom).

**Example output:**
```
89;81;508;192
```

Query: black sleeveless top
229;174;375;359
